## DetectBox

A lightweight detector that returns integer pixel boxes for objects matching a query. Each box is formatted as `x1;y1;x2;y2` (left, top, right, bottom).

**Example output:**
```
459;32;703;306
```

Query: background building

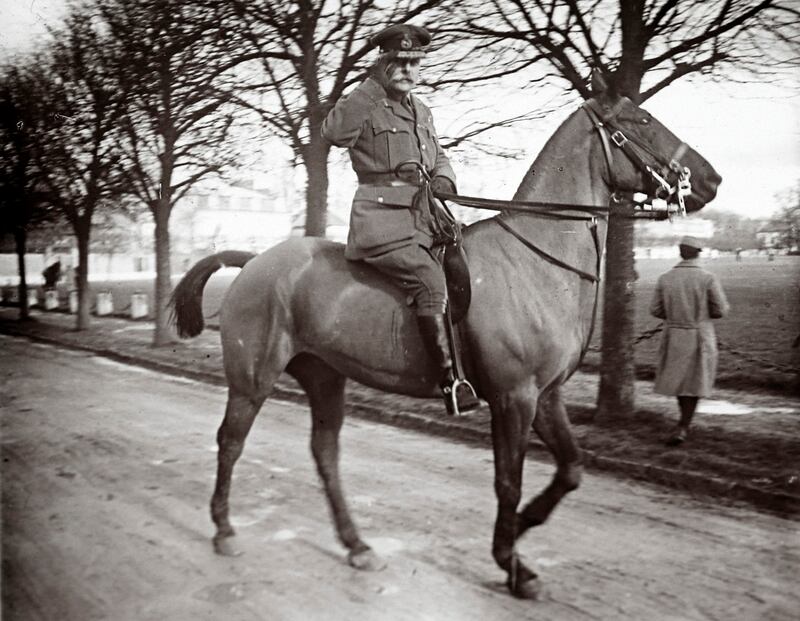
170;178;294;267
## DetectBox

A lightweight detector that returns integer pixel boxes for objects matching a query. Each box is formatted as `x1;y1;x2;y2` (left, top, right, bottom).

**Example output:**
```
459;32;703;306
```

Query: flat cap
370;24;431;58
679;235;703;250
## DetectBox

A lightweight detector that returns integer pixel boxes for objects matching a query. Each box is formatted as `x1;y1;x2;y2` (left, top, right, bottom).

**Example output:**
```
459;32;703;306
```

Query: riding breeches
359;236;447;316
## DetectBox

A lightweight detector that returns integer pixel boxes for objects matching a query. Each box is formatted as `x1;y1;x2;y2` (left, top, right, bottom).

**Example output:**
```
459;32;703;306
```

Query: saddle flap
444;242;471;324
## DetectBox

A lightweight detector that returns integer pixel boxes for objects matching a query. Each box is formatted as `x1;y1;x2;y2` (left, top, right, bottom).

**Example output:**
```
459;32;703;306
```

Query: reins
494;217;601;283
432;191;610;220
428;96;691;284
426;99;689;367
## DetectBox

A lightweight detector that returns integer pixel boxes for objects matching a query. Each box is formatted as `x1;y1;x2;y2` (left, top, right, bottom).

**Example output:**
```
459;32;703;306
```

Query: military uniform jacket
321;77;456;259
649;259;730;396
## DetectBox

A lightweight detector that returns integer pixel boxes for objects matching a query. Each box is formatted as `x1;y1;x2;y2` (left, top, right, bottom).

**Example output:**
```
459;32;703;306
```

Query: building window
197;194;209;209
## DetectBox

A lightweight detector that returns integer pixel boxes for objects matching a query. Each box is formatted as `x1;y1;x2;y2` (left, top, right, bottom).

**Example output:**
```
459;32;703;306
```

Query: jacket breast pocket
371;118;413;170
419;125;438;168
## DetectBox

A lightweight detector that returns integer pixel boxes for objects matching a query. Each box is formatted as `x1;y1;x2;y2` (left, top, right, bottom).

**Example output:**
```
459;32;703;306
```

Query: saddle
414;180;472;324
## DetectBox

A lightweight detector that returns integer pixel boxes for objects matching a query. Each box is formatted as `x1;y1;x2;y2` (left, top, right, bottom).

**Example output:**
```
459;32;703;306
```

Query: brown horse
171;85;720;599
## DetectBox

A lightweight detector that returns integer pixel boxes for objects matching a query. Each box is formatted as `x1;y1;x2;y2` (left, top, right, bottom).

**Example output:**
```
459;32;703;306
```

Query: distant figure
649;236;730;446
735;248;742;262
42;260;62;289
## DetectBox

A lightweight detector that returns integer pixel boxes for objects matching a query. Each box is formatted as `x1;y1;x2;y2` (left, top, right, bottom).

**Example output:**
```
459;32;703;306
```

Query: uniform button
421;144;427;150
391;127;397;133
377;196;384;203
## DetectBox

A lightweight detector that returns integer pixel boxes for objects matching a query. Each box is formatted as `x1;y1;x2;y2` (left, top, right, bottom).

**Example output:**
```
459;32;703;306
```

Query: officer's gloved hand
369;51;398;90
431;176;457;196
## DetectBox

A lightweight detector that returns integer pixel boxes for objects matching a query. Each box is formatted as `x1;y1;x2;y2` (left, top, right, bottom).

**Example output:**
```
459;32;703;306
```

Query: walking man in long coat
649;236;730;446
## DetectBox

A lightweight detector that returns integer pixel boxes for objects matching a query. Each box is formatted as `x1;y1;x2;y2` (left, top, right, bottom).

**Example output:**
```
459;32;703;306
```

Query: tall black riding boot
417;314;479;415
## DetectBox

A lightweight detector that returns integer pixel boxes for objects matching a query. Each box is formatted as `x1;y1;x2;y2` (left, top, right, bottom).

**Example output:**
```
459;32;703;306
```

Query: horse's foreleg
490;385;543;599
211;390;263;556
287;354;384;572
518;387;582;537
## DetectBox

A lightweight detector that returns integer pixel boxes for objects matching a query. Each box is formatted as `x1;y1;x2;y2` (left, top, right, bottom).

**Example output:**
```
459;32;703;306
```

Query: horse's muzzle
684;170;722;212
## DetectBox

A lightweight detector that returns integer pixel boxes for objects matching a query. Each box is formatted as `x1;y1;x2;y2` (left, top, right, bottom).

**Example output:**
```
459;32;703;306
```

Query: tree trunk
595;4;647;419
75;222;92;331
13;228;30;321
152;203;173;346
596;204;637;418
303;128;331;237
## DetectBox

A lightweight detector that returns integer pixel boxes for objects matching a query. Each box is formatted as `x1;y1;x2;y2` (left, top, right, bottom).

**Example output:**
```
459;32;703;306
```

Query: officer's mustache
391;70;414;81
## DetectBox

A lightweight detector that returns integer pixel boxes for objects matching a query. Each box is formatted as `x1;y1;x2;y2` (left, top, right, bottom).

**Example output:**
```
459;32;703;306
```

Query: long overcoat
649;259;730;396
321;77;456;259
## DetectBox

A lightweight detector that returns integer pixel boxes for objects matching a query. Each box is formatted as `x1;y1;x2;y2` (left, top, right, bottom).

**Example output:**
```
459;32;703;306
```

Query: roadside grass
581;256;798;394
25;255;799;396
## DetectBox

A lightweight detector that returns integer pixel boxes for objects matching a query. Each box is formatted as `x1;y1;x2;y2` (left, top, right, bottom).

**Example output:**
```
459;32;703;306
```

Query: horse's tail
170;250;256;338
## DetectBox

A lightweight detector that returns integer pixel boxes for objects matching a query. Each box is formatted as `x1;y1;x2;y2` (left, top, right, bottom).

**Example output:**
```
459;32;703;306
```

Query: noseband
582;99;692;215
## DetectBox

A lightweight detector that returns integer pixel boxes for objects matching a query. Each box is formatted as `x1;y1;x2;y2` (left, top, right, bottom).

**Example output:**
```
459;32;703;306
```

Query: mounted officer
322;23;478;415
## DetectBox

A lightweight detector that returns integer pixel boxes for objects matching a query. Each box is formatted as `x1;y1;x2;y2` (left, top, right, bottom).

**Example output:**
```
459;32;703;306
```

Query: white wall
0;254;46;285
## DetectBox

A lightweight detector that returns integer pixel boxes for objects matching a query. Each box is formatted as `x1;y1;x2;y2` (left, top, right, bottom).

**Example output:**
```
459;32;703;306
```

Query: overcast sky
2;0;798;220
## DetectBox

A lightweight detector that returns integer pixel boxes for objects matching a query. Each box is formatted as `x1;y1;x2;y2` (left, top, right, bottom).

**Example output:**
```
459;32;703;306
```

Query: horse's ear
589;68;619;104
590;68;608;96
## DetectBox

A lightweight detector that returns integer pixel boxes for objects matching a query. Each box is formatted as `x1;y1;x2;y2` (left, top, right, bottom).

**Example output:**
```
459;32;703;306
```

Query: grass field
590;255;800;393
18;254;800;394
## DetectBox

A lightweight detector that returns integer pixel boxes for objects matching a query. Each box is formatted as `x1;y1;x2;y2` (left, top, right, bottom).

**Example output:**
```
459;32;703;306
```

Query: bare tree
20;8;129;330
449;0;799;418
100;0;243;345
217;0;548;237
215;1;452;237
0;64;56;321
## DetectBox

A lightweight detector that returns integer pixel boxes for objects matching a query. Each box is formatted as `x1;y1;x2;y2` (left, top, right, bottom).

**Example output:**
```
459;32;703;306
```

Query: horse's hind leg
287;353;385;572
517;386;582;537
489;382;543;599
211;389;264;556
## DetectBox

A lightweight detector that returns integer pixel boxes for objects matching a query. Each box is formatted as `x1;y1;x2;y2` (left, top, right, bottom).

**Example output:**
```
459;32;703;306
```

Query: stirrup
442;377;480;417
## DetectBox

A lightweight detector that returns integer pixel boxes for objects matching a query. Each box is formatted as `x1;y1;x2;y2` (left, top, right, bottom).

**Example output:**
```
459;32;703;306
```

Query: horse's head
586;77;721;213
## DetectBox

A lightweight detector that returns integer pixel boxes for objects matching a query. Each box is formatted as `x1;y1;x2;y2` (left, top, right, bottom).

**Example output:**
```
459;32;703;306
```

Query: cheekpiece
370;24;431;59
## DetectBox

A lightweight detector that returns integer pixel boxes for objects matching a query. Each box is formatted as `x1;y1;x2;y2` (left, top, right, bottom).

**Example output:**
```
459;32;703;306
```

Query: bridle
581;98;693;216
393;95;697;283
400;97;696;365
406;99;692;221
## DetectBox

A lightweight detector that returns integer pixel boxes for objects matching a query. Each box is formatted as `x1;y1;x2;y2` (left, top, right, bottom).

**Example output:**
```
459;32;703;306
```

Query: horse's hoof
347;548;386;572
509;577;546;600
213;535;243;557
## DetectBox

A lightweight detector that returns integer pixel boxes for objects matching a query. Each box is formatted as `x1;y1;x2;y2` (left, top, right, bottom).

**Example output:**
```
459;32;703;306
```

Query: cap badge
400;35;412;49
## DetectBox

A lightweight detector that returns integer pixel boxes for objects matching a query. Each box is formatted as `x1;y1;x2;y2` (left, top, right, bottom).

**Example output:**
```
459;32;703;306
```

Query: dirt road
2;335;797;621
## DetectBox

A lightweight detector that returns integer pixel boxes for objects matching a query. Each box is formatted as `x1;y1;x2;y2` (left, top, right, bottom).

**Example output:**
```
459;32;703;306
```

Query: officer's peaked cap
370;24;431;58
679;235;703;250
